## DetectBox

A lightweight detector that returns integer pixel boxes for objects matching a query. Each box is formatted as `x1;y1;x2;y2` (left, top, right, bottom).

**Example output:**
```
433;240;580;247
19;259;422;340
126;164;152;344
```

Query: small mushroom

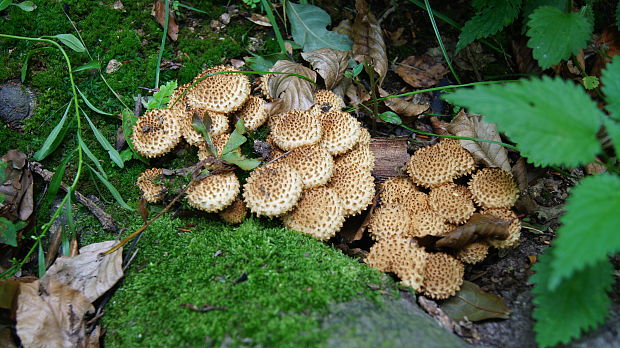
326;162;375;217
136;168;165;203
186;65;251;113
219;196;247;224
282;186;345;241
132;108;182;158
271;109;322;150
319;110;362;155
280;145;334;189
409;210;448;237
368;206;412;241
186;172;240;212
335;141;375;172
379;177;418;207
242;162;303;217
468;168;519;209
455;242;489;264
314;89;345;112
403;191;431;215
429;183;476;224
421;252;464;300
482;208;521;248
357;126;371;145
365;236;428;292
236;95;268;131
407;139;475;188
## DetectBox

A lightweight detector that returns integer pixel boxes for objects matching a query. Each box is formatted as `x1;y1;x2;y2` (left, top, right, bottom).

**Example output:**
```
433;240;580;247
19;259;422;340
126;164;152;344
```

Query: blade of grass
423;0;461;84
82;111;124;168
262;0;288;55
78;134;108;179
34;102;72;161
76;86;114;116
154;0;170;89
87;164;134;211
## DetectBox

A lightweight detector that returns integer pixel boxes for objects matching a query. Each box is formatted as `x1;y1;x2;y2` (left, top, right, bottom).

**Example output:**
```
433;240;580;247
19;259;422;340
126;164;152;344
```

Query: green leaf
378;111;402;125
617;1;620;29
21;51;31;82
440;280;510;321
120;148;133;162
76;86;114;116
245;54;284;72
286;1;353;52
604;118;620;157
62;192;75;256
44;150;74;207
221;119;248;156
352;62;364;77
83;112;124;168
73;60;101;73
53;34;86;53
192;112;217;156
531;250;613;347
12;1;35;11
121;109;148;164
37;242;45;277
601;56;620;120
456;0;521;53
87;164;134;211
78;134;107;179
582;76;599;90
0;218;25;247
526;6;592;69
0;0;11;11
220;152;261;170
146;80;178;110
34;102;72;161
443;77;603;167
522;0;568;19
547;174;620;289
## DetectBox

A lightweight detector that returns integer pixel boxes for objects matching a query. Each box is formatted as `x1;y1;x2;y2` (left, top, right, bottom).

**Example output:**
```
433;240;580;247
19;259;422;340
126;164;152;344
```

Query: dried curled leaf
440;280;511;321
379;88;429;117
395;55;449;88
446;110;511;172
266;60;317;114
436;213;510;249
352;0;387;84
301;48;350;90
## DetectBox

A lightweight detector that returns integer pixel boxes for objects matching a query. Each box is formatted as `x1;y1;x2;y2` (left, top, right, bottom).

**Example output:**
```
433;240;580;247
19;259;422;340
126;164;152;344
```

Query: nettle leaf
526;6;592;69
147;80;178;110
601;56;620;121
443;77;603;167
456;0;522;53
521;0;568;19
286;1;353;52
531;250;613;348
604;119;620;157
34;102;72;161
83;112;124;168
547;174;620;289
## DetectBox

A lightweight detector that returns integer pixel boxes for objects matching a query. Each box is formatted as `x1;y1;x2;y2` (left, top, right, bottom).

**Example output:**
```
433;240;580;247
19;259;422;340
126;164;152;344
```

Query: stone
0;82;35;126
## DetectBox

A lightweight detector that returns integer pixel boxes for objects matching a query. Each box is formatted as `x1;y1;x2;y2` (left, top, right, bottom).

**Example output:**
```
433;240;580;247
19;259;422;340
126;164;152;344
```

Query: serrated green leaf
601;56;620;120
73;60;101;73
34;102;72;161
83;112;124;168
121;109;148;164
13;1;35;11
604;119;620;157
456;0;521;53
443;77;603;167
582;76;599;90
76;86;114;116
87;164;134;211
0;0;11;11
522;0;568;19
220;152;261;170
53;34;86;53
0;218;25;247
147;80;178;110
378;111;402;125
526;6;592;69
547;174;620;289
78;134;107;179
532;249;613;347
286;1;353;52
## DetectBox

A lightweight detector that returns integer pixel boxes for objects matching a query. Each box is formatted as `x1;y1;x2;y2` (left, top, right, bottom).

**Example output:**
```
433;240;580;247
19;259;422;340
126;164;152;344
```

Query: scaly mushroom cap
407;139;475;188
219;196;247;224
243;162;303;217
482;208;521;249
236;96;268;131
319;110;362;155
365;236;428;292
379;177;418;207
265;135;286;161
169;82;190;112
422;252;465;300
368;206;411;241
137;168;165;203
456;242;489;264
326;163;375;216
197;133;231;161
429;183;475;224
404;191;431;215
186;65;251;113
469;168;519;209
281;145;334;189
335;141;375;172
409;211;448;237
132;108;182;158
314;89;345;112
358;127;371;145
186;172;240;212
181;109;229;146
282;186;345;241
271;109;322;150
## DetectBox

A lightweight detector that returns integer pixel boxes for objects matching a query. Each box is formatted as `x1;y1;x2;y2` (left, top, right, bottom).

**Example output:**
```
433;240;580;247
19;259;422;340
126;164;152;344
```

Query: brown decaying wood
369;137;409;181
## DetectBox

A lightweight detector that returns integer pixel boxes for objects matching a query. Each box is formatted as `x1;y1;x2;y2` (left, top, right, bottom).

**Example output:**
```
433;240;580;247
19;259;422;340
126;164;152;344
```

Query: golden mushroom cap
168;82;191;112
368;206;412;241
265;134;286;161
403;191;431;215
482;208;521;249
429;183;475;224
365;236;428;291
282;186;345;241
236;95;268;131
456;242;490;264
185;65;251;113
407;139;475;188
326;163;375;217
358;126;371;145
132;108;182;158
281;145;334;189
181;109;229;146
242;162;303;217
271;109;322;150
314;89;345;112
469;168;519;209
197;133;231;161
422;252;465;300
137;168;165;203
335;141;375;172
186;172;240;212
219;196;247;224
379;177;418;207
409;210;448;237
319;110;362;155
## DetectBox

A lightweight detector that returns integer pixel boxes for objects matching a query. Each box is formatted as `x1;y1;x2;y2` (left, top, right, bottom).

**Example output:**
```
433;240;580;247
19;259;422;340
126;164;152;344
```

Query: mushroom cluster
365;139;520;299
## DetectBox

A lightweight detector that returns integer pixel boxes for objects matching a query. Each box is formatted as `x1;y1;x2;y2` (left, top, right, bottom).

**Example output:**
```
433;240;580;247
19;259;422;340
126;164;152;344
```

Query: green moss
83;215;396;347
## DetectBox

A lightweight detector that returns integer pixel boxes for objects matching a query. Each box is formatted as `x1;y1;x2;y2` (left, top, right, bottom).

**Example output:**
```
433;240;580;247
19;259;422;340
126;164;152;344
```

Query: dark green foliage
456;0;522;53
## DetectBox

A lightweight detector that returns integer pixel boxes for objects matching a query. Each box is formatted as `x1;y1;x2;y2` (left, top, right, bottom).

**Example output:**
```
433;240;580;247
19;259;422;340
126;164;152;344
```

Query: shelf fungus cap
422;252;465;300
429;183;475;224
335;141;375;172
469;168;519;209
326;163;375;217
271;109;322;150
407;139;475;188
368;206;412;241
219;196;247;224
281;145;334;189
314;89;345;112
319;111;362;155
185;65;251;113
137;168;165;203
181;109;229;146
379;177;418;207
482;208;521;249
186;172;240;212
236;96;268;131
365;236;428;292
243;162;303;217
456;242;489;264
132;108;182;158
282;186;345;241
409;211;447;237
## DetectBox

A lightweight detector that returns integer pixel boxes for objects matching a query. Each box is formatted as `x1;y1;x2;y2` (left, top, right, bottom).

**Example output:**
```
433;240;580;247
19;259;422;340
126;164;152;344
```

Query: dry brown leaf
266;60;317;113
331;77;352;99
44;240;123;302
446;110;511;172
333;19;352;38
435;213;510;249
16;278;95;348
246;13;271;27
1;150;34;222
379;88;428;117
440;281;510;321
395;55;448;88
511;157;529;191
352;0;387;84
152;0;178;41
301;48;350;90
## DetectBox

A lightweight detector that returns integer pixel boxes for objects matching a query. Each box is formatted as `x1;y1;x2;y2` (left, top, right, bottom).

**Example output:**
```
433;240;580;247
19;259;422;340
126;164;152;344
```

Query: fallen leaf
137;198;149;223
352;0;388;84
446;110;511;172
0;279;20;310
511;157;529;191
333;19;352;38
152;0;178;41
44;240;123;302
395;55;449;88
105;59;122;74
246;13;271;27
440;281;511;321
379;87;429;117
435;213;511;249
301;48;350;90
1;150;34;222
16;278;95;347
285;2;353;52
266;60;317;113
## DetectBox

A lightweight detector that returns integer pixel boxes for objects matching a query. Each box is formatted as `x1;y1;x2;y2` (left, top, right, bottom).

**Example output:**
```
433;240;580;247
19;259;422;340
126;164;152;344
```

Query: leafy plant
0;0;35;12
443;56;620;347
